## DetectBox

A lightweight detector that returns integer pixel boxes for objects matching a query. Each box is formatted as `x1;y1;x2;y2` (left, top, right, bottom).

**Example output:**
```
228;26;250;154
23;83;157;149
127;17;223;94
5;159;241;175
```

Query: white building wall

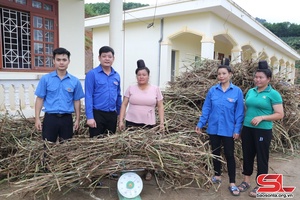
91;10;298;91
58;0;85;79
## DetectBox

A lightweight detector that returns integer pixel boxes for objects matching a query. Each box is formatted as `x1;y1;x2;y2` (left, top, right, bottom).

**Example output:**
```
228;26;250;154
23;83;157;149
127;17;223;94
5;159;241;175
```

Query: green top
244;85;283;129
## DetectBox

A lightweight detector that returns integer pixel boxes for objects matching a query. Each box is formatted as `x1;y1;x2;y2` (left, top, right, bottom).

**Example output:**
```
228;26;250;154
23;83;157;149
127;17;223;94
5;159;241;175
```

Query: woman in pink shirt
119;59;165;180
119;59;164;131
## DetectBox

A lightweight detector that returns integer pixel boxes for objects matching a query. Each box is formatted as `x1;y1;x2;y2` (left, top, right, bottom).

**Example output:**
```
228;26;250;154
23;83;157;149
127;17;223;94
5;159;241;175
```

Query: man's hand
195;127;202;134
87;119;97;128
35;118;42;131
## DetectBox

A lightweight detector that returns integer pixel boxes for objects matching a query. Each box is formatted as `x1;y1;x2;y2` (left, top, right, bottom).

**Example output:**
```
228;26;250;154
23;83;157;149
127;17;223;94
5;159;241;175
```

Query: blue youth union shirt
197;83;244;137
35;70;84;114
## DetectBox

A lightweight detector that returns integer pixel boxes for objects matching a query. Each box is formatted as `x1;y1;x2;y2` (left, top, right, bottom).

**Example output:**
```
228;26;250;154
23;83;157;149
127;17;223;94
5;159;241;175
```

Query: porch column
251;52;258;60
286;65;292;80
200;37;214;59
231;46;242;64
280;63;286;78
109;0;124;92
272;60;279;76
291;67;295;83
159;41;172;88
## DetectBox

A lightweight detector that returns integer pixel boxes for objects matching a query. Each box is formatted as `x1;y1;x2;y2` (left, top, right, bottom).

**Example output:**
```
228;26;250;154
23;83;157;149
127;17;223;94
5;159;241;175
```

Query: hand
73;120;79;131
35;118;42;131
251;116;264;126
87;119;97;128
233;133;240;140
159;124;165;133
119;121;125;131
195;127;202;134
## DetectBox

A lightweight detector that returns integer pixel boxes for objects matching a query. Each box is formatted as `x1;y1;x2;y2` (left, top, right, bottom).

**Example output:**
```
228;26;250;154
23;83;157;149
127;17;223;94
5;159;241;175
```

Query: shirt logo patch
227;98;234;102
67;88;72;92
262;96;266;99
114;81;119;85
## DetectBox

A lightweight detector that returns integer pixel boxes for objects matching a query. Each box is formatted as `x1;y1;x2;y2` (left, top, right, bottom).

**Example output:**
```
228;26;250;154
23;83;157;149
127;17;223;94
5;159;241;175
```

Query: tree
85;2;149;18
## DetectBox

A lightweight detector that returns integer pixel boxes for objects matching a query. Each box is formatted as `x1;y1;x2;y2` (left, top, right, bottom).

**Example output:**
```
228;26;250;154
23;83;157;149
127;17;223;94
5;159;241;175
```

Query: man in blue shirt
85;46;122;137
35;47;85;143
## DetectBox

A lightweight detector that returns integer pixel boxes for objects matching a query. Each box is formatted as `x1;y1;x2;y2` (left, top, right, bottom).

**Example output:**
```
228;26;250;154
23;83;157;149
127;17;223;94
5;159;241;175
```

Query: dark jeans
89;109;118;138
42;113;73;143
209;134;236;183
241;126;272;180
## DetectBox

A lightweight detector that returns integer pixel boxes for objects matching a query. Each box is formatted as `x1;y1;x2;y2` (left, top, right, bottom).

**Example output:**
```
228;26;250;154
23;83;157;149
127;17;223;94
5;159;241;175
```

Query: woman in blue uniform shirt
196;58;244;196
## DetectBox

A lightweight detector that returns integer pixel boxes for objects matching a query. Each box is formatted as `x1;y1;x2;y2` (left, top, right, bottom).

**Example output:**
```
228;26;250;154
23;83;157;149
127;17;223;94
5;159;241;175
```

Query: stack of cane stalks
0;59;299;198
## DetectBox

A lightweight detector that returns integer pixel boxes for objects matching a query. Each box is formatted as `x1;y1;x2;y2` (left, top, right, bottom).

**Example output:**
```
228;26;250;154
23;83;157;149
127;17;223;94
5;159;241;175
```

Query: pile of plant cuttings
0;59;299;198
0;128;216;197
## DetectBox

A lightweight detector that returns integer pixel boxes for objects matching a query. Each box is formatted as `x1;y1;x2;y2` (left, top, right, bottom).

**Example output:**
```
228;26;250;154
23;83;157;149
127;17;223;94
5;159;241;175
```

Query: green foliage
85;2;149;18
281;37;300;54
260;22;300;69
262;22;300;37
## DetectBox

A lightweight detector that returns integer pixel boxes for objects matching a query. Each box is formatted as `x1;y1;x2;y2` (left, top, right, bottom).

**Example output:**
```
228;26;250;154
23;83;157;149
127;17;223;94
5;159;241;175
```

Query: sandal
211;176;221;184
249;186;259;197
238;181;250;192
228;185;240;196
145;172;152;181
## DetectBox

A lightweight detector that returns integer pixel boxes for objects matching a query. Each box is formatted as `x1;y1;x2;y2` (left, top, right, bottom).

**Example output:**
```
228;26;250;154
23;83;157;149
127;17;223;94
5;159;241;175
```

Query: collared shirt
85;65;122;119
35;70;84;114
197;83;244;137
243;85;283;129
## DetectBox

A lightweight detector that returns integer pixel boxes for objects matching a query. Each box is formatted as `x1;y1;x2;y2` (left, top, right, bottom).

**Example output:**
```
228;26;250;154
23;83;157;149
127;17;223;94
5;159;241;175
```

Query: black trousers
125;120;154;129
241;126;272;180
89;109;118;138
42;113;73;143
209;134;236;183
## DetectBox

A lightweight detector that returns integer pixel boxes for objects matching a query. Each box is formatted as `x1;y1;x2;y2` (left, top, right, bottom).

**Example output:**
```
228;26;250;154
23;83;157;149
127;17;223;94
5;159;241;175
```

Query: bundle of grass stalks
0;112;38;160
0;128;217;198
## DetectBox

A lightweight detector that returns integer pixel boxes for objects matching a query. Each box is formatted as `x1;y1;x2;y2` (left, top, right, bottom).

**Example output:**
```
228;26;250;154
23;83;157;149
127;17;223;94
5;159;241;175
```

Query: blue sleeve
73;79;85;101
35;75;47;98
234;88;244;134
85;71;94;119
116;79;122;115
197;89;212;128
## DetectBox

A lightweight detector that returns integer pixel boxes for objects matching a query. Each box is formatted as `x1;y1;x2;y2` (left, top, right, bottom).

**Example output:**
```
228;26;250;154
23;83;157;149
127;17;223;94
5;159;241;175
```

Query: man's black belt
46;113;71;117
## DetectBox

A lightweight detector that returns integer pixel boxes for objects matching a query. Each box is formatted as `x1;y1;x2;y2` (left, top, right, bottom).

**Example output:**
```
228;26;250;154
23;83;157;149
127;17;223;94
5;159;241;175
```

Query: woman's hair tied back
137;59;146;68
258;60;269;69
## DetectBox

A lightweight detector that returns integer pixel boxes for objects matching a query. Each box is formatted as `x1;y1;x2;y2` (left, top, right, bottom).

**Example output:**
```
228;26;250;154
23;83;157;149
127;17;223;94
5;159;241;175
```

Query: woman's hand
119;121;125;131
251;116;264;126
159;123;165;133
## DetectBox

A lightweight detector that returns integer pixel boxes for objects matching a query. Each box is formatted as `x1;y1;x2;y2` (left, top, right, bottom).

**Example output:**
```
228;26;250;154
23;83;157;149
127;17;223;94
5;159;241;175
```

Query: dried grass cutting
0;59;299;198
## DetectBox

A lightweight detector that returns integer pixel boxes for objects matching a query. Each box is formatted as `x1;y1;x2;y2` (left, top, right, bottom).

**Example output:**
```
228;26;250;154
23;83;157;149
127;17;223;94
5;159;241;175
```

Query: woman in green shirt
238;60;284;197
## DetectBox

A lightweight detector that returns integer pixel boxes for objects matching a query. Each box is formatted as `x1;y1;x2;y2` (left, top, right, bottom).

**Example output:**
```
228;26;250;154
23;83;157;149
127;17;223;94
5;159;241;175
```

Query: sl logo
257;174;296;193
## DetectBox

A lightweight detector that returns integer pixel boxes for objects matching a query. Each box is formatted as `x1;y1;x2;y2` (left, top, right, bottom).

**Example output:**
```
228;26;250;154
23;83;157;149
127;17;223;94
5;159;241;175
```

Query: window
0;0;58;71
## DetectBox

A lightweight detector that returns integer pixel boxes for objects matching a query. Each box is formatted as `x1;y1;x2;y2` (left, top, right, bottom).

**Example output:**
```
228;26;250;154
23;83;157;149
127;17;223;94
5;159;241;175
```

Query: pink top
124;84;163;125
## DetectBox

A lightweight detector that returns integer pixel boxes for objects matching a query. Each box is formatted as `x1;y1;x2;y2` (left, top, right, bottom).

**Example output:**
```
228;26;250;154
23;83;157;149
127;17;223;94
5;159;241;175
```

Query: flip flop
249;186;259;197
237;181;250;192
211;176;221;184
145;172;152;181
228;185;240;196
